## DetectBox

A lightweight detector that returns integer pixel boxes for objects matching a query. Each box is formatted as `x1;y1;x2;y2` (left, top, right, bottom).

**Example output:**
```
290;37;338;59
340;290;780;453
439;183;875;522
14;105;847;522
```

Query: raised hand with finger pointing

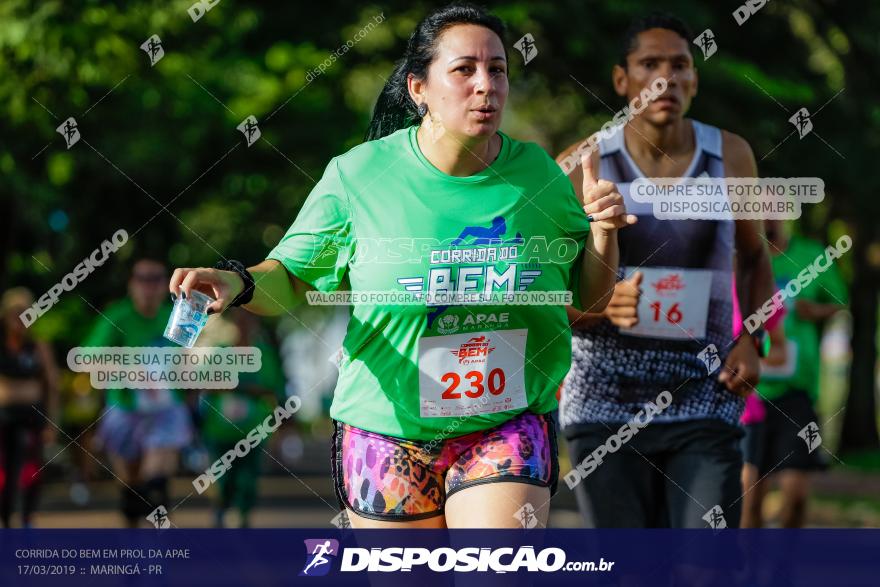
582;151;638;234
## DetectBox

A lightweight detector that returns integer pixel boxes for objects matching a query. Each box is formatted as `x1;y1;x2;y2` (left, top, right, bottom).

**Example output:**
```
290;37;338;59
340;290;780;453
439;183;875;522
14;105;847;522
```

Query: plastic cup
164;290;214;348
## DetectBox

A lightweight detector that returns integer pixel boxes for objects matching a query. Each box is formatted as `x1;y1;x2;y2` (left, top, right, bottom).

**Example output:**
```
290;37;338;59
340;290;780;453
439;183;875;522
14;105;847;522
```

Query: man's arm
720;131;773;395
724;131;775;321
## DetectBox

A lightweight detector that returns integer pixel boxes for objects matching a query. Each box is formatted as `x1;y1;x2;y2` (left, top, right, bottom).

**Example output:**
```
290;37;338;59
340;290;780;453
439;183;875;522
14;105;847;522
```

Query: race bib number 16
418;329;528;418
623;266;713;340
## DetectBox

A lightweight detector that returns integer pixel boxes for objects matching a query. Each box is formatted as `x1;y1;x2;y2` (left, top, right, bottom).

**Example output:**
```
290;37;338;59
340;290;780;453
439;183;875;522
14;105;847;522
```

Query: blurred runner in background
558;12;775;528
731;267;788;527
84;258;193;528
198;309;286;528
61;370;102;507
742;221;848;527
0;288;59;528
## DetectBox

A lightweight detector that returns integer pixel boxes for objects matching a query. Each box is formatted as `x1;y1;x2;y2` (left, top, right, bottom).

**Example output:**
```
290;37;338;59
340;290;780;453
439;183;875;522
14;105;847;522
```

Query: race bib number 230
418;329;528;418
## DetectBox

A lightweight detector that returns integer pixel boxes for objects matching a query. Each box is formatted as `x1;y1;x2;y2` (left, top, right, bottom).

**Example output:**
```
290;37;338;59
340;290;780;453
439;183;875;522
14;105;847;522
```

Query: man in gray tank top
556;13;775;528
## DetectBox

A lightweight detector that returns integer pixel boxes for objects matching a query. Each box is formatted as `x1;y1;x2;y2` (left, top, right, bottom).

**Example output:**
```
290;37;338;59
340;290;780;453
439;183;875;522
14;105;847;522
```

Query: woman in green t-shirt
170;3;634;529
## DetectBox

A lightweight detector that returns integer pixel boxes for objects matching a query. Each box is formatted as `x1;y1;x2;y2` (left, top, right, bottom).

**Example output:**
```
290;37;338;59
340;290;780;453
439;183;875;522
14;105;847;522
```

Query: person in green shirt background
743;220;849;527
198;309;286;528
84;258;193;528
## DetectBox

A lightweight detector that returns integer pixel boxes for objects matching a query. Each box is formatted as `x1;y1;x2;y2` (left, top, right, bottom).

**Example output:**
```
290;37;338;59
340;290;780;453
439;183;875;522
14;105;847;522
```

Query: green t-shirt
83;298;183;411
267;126;590;440
758;236;848;403
200;338;286;443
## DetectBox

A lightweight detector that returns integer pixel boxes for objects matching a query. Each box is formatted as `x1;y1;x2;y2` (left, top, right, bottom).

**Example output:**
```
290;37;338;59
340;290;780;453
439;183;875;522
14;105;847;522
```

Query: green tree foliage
2;0;877;448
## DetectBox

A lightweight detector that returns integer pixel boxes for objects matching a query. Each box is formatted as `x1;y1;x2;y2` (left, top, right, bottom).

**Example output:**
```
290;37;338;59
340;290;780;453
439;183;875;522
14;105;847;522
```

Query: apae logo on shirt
436;311;510;335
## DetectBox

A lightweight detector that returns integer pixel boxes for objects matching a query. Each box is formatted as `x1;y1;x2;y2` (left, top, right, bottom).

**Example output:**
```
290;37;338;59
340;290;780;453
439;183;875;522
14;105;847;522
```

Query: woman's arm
576;152;637;314
170;259;313;316
578;232;618;314
243;260;313;315
557;145;636;328
567;306;603;329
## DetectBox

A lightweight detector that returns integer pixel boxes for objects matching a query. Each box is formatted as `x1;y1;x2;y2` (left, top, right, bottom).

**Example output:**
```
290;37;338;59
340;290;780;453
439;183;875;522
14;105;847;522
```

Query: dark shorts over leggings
565;419;744;528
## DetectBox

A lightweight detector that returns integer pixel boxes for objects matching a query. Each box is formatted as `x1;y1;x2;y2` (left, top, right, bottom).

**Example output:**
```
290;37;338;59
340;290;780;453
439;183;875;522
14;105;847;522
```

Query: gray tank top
560;119;743;430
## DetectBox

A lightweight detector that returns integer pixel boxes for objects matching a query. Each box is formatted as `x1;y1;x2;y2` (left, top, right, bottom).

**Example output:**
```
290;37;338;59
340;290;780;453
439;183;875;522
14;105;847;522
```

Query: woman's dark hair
365;3;507;142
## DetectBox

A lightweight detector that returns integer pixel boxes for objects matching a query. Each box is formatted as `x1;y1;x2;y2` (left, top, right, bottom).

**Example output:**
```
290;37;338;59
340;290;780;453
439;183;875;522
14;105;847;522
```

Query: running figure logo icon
513;34;538;65
140;34;165;67
693;29;717;60
237;115;261;147
789;107;813;139
146;505;171;529
514;503;538;528
330;510;351;530
451;216;524;246
56;117;80;149
697;344;722;375
310;236;341;268
798;421;822;454
300;539;339;577
702;505;727;530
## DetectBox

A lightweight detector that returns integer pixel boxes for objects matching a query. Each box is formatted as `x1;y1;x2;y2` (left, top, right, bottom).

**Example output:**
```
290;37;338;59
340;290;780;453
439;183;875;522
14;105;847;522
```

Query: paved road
26;475;584;529
15;436;880;528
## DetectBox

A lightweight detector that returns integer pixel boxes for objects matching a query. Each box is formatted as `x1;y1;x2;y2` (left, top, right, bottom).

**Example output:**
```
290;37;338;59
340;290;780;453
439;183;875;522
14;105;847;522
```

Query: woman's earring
417;102;428;118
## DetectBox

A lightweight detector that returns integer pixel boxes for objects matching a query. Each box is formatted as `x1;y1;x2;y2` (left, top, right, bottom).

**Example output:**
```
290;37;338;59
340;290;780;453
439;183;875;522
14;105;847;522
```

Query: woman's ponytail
365;59;418;142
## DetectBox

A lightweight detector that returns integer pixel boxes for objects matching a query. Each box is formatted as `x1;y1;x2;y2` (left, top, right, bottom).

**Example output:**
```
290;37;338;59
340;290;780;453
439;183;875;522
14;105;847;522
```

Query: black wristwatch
215;260;255;307
742;328;769;358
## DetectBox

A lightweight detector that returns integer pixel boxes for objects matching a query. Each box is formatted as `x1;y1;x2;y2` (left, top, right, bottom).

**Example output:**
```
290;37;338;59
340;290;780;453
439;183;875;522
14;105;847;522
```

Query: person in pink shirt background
732;275;787;527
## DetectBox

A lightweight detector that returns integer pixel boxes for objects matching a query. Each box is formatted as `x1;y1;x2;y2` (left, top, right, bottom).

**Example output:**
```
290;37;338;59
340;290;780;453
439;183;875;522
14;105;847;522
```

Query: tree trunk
839;235;880;453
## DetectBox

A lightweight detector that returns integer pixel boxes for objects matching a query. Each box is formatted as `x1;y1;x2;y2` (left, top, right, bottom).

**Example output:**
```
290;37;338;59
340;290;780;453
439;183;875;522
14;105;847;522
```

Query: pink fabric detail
732;276;786;424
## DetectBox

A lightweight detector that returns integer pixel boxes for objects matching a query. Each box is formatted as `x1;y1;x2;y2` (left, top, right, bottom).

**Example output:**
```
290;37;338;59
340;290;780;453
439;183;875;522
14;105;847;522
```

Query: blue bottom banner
1;529;877;585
